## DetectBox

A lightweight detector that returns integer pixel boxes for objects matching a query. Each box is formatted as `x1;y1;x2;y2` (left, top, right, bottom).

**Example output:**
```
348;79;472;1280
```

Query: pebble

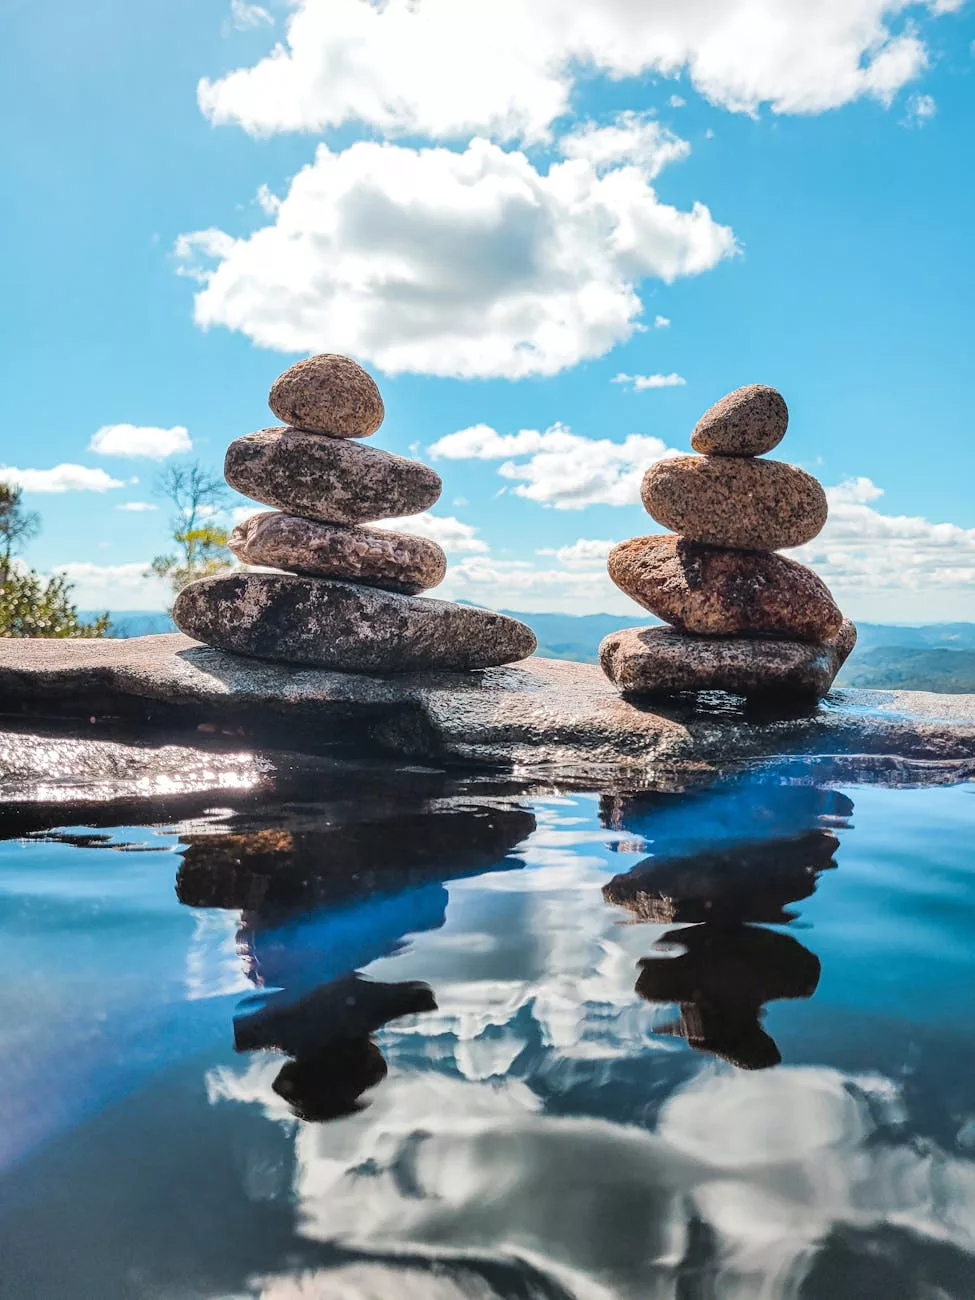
172;572;537;672
268;354;384;438
642;455;828;551
228;511;446;595
607;534;843;642
691;384;788;457
225;428;442;525
598;620;857;699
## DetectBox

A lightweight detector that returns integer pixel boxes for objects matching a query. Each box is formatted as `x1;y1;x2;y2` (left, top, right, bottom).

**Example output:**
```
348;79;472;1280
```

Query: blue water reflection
0;769;974;1297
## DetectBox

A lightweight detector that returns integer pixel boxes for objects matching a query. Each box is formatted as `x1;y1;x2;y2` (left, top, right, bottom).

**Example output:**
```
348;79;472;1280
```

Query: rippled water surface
1;764;974;1298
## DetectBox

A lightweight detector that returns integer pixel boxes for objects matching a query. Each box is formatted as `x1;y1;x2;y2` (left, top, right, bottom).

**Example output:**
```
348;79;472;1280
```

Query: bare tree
149;461;235;597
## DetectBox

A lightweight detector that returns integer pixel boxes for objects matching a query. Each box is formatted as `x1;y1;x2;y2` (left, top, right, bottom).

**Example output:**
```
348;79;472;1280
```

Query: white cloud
668;94;686;109
50;562;169;611
790;478;975;616
230;0;273;30
653;314;671;328
537;538;618;566
116;502;158;513
903;91;937;125
560;112;690;177
89;424;192;460
176;138;735;379
437;554;624;614
612;371;686;390
429;422;681;509
230;505;262;524
198;0;952;139
375;511;488;553
0;465;125;493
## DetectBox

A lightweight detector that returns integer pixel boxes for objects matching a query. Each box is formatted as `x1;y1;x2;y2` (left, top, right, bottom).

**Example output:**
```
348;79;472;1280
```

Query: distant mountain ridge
84;610;975;693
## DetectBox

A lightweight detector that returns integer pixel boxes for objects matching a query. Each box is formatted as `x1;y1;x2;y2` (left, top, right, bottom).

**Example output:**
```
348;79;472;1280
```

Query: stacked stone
172;354;536;673
600;385;856;699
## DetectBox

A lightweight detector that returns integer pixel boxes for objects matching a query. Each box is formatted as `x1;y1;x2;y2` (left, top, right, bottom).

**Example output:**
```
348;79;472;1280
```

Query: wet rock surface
2;635;974;791
268;354;384;438
172;572;537;672
691;384;789;457
224;428;442;525
228;511;446;594
608;534;843;642
642;455;828;551
600;620;858;699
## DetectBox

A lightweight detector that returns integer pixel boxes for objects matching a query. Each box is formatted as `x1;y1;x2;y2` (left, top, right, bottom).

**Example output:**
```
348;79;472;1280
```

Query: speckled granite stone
172;572;537;672
228;511;446;595
607;534;843;643
225;428;442;525
599;619;857;699
691;384;789;457
642;455;828;551
268;354;384;438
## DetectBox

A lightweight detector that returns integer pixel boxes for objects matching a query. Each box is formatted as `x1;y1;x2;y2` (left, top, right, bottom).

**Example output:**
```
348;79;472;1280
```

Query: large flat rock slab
2;635;974;787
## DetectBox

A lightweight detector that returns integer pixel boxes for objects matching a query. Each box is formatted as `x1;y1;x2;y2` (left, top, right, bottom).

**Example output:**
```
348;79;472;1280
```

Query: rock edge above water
1;634;974;786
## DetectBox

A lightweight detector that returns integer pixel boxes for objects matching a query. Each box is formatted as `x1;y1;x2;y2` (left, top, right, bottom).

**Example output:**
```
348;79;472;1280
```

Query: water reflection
178;796;535;1120
235;974;437;1122
636;924;821;1068
603;783;852;1070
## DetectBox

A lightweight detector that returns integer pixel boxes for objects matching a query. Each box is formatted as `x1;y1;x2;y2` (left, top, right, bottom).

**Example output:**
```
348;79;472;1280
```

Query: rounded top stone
690;384;788;457
268;354;384;438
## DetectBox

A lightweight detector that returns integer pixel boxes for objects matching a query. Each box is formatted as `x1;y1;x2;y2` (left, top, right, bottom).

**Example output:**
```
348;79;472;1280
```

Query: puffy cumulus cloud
560;112;690;177
116;501;158;513
612;371;686;390
429;422;681;508
0;464;125;493
50;562;168;610
198;0;952;139
176;139;735;379
89;424;192;460
435;555;629;615
537;537;619;566
374;511;488;554
790;477;975;599
653;315;671;328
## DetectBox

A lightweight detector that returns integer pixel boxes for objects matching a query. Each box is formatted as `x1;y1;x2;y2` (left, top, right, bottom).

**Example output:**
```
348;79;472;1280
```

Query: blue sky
2;0;974;618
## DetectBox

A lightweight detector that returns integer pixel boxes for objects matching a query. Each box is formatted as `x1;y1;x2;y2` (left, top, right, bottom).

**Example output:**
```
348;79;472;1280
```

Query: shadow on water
601;781;853;1069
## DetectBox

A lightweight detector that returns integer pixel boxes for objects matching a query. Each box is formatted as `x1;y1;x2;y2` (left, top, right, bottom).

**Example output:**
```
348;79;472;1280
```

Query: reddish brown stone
228;511;446;595
642;455;828;551
269;354;384;438
607;534;843;643
691;384;788;457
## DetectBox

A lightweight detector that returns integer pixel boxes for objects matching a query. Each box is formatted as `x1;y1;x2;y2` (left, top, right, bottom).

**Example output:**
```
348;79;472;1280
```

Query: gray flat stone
172;573;537;671
1;634;974;792
225;428;442;525
600;621;857;701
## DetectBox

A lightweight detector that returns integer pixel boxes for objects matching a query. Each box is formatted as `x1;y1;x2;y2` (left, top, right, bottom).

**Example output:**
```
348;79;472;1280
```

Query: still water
1;764;974;1298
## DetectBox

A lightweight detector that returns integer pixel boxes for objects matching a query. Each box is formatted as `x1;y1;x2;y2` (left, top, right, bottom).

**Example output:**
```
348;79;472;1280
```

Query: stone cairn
172;354;536;673
600;385;856;699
